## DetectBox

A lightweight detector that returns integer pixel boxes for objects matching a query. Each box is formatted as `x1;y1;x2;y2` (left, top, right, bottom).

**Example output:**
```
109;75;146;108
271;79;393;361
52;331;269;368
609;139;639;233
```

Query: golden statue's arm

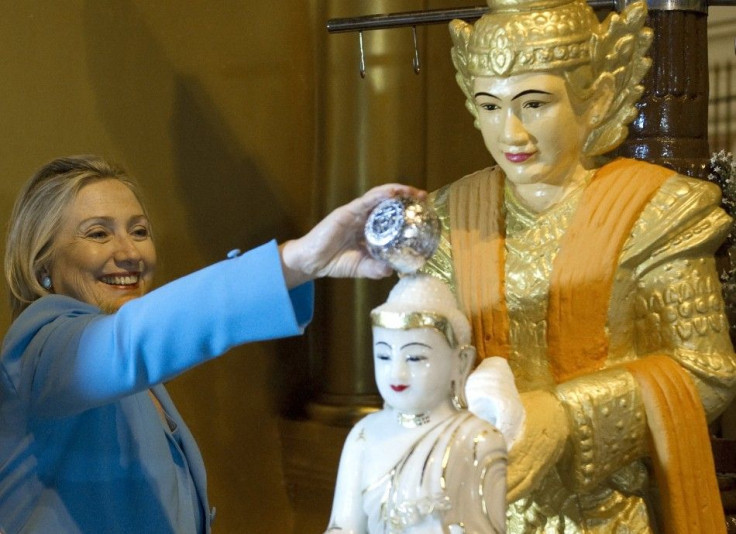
557;175;736;491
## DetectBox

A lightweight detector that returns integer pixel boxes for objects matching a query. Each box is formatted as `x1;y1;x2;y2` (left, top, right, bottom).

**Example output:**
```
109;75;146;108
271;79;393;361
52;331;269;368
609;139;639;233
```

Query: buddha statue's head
450;0;652;157
370;274;475;415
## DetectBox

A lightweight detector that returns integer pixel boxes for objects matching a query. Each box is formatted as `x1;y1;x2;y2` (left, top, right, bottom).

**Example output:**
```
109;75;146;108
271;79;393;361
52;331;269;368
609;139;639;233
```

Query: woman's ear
37;266;53;291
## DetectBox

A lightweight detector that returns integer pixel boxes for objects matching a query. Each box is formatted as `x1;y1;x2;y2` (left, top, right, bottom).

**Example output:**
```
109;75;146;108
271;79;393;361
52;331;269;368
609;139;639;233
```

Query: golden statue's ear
587;73;615;128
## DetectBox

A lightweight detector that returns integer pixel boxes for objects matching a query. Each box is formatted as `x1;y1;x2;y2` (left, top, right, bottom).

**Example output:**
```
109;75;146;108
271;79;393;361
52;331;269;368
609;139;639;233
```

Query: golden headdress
451;0;653;156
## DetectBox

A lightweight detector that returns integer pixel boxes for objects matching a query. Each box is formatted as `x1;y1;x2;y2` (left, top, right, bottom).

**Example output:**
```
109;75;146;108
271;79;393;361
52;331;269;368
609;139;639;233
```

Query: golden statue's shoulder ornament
625;172;732;273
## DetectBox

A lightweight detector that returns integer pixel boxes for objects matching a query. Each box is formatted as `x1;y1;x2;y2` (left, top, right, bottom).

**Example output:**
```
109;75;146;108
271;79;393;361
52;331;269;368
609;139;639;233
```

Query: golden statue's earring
41;275;52;290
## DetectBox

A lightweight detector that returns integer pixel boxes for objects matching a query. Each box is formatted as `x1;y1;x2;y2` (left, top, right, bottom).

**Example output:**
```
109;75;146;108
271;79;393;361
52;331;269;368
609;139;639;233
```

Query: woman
325;274;508;534
420;0;736;532
0;154;423;534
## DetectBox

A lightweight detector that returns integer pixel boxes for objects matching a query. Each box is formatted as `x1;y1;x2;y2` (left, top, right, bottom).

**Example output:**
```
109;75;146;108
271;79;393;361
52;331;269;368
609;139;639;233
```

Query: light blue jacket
0;240;313;533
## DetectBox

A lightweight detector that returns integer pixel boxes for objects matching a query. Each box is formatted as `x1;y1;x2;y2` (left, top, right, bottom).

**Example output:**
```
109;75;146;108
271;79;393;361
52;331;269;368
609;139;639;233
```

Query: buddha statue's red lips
391;385;409;392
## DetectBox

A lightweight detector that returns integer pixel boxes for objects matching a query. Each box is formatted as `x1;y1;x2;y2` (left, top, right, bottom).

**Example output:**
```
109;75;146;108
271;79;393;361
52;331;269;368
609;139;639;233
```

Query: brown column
613;0;710;177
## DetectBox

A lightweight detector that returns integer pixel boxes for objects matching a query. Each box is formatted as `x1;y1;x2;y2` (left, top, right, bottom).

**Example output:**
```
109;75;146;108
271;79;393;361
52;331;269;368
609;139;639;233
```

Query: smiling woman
0;154;424;534
45;179;156;314
473;74;595;212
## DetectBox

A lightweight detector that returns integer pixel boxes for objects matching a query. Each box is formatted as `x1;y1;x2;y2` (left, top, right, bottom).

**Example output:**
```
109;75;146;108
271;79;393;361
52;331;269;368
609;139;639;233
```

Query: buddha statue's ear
451;345;476;410
457;345;477;378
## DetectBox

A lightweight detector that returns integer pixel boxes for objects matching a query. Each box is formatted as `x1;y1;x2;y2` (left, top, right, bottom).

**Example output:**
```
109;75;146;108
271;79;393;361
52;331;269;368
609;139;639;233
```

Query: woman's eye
376;354;390;361
85;229;109;240
131;226;150;239
407;355;428;363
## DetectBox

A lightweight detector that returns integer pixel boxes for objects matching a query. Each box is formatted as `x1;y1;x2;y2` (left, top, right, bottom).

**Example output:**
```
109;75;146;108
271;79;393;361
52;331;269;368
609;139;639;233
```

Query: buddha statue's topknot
451;0;653;156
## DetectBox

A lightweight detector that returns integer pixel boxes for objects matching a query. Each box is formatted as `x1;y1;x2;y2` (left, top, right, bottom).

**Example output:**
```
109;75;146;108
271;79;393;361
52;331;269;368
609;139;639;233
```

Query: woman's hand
278;183;425;287
506;390;569;503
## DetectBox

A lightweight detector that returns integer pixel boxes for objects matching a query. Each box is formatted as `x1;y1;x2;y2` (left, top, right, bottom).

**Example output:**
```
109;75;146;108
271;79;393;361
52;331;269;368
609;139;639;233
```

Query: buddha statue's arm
555;176;736;492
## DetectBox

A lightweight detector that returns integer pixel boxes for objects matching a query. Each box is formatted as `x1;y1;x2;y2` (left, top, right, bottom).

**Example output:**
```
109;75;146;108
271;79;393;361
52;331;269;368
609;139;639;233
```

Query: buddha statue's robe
358;411;507;534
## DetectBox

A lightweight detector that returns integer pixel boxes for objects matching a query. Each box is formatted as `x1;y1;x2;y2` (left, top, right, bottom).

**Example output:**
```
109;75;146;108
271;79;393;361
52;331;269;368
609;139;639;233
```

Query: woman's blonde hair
4;155;150;318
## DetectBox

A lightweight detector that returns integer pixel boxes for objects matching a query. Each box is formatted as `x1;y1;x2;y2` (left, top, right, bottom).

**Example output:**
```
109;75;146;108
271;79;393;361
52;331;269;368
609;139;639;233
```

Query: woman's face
473;72;590;188
48;179;156;313
372;326;457;415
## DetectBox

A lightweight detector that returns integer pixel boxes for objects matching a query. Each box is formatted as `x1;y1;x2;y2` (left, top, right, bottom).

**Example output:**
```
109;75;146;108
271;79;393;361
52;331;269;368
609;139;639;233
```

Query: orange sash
448;158;671;380
449;169;509;362
627;356;726;534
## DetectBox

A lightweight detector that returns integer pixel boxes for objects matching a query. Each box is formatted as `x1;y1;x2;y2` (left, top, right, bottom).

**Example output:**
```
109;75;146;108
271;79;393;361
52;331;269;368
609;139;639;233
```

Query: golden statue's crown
456;0;598;77
451;0;653;156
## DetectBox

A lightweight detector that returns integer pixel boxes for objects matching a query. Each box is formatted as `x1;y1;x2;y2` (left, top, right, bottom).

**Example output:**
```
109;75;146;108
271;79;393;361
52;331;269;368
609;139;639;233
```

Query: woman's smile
100;272;141;287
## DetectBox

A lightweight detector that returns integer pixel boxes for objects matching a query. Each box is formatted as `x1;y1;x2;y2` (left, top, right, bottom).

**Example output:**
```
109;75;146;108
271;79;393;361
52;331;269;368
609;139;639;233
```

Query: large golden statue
420;0;736;531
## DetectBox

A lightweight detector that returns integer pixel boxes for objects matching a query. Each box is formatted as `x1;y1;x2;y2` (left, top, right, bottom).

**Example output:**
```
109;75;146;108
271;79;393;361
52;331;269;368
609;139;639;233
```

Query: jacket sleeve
1;240;314;417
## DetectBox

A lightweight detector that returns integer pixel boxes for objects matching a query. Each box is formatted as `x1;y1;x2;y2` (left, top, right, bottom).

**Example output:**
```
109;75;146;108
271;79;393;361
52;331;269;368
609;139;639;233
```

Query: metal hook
359;31;366;78
412;26;421;75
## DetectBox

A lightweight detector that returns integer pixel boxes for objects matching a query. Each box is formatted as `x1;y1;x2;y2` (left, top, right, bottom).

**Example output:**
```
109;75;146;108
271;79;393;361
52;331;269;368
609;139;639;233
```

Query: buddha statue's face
372;326;458;415
473;72;592;189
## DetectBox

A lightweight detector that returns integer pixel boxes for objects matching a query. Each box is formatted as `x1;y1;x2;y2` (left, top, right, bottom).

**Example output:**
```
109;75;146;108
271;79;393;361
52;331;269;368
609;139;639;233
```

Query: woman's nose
114;234;143;265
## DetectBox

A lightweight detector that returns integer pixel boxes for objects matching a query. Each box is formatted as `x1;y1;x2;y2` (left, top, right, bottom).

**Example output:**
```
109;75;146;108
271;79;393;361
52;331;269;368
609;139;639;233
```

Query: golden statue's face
473;72;591;190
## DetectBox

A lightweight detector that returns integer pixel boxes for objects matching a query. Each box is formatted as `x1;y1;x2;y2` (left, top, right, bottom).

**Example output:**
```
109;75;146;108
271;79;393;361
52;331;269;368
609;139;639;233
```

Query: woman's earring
41;275;52;290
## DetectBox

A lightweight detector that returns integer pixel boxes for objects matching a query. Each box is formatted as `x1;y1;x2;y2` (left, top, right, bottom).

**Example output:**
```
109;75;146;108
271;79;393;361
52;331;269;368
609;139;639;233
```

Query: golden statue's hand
506;390;569;503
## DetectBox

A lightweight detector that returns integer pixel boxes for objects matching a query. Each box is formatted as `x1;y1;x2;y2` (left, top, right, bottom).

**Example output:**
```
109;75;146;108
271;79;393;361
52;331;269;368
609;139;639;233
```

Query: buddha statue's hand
466;357;525;449
506;390;570;503
279;183;426;287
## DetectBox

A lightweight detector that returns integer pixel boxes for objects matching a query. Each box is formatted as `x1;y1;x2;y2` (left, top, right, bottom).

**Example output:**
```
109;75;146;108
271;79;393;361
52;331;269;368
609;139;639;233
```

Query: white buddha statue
324;274;510;533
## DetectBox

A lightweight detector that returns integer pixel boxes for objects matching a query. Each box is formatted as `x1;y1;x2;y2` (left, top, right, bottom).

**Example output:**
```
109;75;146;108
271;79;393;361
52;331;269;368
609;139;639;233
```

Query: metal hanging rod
326;1;612;34
326;0;736;34
326;6;489;33
329;0;736;77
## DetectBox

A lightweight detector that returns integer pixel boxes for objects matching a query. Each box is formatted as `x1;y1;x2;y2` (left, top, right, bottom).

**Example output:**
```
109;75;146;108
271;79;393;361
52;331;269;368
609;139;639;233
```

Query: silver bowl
364;196;440;274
